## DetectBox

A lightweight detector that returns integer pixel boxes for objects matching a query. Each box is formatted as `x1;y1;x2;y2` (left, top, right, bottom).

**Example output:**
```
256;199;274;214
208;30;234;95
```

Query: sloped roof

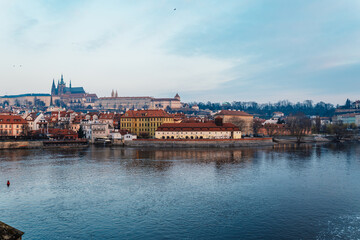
216;110;253;117
64;87;85;94
99;113;115;119
157;122;239;132
0;115;28;124
122;109;172;118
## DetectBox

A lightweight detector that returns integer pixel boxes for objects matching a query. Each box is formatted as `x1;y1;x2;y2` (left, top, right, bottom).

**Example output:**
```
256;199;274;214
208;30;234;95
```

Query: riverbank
0;140;89;149
122;138;275;148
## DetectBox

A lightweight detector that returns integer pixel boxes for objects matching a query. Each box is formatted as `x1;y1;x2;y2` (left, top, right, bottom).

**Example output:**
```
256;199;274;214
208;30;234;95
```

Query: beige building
215;110;254;136
0;114;29;136
155;121;241;139
96;94;182;110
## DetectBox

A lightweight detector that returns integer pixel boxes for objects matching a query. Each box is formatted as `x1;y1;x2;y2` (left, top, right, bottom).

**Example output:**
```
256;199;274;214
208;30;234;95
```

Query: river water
1;143;360;239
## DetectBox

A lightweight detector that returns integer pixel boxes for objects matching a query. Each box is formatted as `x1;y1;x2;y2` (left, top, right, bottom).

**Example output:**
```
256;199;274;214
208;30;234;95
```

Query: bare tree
286;113;312;143
264;124;278;137
229;117;247;133
253;118;263;135
325;123;351;141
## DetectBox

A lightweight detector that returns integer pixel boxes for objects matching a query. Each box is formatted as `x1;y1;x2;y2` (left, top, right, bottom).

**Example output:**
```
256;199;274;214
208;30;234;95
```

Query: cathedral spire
51;79;56;95
115;90;118;98
60;74;64;84
70;80;72;88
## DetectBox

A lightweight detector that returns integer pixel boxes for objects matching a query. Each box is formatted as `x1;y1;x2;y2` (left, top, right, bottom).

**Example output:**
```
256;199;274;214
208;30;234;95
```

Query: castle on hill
50;74;98;108
51;74;86;96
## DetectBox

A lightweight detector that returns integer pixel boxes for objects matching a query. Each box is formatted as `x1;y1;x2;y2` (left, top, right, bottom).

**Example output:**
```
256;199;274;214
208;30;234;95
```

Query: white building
24;112;47;131
89;122;110;143
155;121;241;140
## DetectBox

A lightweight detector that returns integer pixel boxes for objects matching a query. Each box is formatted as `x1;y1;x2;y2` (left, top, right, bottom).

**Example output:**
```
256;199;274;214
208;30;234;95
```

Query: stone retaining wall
0;141;43;149
125;138;274;148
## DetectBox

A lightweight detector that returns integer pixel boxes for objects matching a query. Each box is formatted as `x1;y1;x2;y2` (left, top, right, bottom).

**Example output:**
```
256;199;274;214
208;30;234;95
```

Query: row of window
162;136;204;139
158;132;232;135
0;130;20;134
122;118;168;122
0;125;21;129
121;123;162;128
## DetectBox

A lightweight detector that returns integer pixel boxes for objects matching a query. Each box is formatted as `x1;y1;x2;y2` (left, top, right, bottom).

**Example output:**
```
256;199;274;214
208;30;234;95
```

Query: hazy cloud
0;0;359;104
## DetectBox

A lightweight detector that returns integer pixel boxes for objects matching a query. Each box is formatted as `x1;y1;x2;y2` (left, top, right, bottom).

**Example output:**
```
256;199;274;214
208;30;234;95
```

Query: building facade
215;110;254;136
96;94;182;110
120;109;174;137
155;121;241;139
0;115;28;136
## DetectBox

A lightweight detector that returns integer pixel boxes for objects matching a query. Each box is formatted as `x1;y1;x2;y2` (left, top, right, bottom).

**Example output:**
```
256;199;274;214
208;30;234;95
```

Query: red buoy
7;180;10;187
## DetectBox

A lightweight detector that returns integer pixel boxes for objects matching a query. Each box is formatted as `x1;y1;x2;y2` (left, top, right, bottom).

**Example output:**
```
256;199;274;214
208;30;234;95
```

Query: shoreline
0;138;275;150
121;138;275;148
0;140;89;150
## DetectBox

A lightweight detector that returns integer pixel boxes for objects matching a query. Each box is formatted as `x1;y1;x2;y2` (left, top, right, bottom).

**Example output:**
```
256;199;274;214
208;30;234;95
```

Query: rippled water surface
1;143;360;239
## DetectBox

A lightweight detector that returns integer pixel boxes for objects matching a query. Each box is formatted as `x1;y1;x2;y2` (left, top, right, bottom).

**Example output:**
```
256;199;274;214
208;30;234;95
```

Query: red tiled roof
0;115;28;124
216;110;253;117
48;128;77;135
122;109;172;118
157;122;239;132
153;98;178;101
99;96;153;100
99;113;115;119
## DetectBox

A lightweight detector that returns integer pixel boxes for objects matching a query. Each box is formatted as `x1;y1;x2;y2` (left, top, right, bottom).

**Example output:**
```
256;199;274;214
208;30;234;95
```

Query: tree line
191;100;336;117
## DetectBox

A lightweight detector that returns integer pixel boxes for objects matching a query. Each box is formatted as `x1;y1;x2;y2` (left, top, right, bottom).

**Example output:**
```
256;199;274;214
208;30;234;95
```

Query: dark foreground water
1;144;360;240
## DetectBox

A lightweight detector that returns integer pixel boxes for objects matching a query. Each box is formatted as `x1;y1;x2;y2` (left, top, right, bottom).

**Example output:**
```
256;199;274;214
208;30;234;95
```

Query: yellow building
120;109;174;138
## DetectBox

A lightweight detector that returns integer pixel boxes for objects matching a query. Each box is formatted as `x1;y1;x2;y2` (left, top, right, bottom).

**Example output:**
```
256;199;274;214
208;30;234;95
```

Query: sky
0;0;359;105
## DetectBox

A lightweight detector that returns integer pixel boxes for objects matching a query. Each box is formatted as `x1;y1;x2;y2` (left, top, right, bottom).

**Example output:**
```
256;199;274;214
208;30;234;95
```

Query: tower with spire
58;74;66;95
51;79;57;95
51;74;86;97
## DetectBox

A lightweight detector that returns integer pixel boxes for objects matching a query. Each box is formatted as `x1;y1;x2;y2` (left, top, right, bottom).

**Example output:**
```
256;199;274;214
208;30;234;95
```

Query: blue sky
0;0;359;104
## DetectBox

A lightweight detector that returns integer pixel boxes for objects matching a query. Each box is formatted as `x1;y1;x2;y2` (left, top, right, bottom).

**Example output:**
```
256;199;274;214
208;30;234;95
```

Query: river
1;143;360;239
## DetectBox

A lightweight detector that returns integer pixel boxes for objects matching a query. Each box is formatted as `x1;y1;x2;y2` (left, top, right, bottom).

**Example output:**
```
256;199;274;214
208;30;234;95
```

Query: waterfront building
95;93;182;110
333;113;360;126
89;122;110;143
155;118;241;139
0;114;28;136
47;128;78;140
24;112;48;131
120;109;174;137
215;110;254;136
109;129;137;141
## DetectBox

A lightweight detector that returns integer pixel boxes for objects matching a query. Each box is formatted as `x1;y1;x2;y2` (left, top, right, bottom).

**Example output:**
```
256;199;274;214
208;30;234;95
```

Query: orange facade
0;115;28;136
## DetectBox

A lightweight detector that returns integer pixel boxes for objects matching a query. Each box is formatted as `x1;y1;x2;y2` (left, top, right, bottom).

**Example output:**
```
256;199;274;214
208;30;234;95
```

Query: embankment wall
124;138;274;148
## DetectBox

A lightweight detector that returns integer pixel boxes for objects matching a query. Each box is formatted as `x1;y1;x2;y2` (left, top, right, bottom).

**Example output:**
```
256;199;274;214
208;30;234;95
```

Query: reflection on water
1;143;360;240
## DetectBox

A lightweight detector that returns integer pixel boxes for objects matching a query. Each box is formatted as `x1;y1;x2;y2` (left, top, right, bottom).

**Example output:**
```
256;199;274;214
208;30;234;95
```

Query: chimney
215;117;223;126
